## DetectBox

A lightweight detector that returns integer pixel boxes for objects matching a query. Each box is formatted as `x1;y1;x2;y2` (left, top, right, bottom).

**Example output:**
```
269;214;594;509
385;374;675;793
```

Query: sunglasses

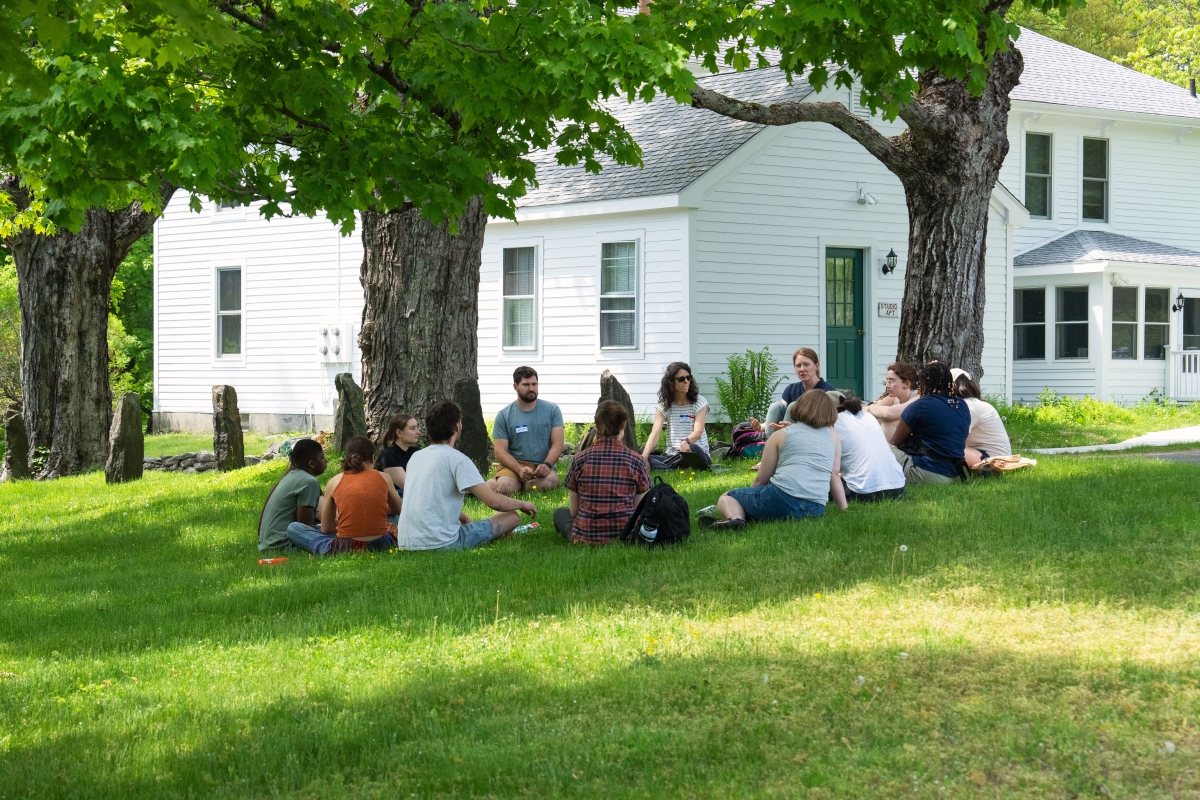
675;375;693;383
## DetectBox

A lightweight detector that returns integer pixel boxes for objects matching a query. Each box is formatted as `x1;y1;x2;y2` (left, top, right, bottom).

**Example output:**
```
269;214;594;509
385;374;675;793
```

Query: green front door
825;248;865;397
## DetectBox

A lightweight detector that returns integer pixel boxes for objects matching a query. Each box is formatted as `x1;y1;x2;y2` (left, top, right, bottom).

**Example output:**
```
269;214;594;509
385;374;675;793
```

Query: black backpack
620;476;690;547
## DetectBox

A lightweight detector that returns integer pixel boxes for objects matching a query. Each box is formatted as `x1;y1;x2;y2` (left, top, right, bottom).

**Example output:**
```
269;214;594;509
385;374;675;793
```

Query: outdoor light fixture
1174;291;1187;313
882;249;898;275
856;187;878;205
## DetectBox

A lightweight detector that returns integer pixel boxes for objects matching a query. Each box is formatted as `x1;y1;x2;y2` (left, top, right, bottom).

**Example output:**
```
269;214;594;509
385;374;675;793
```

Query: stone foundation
152;412;334;435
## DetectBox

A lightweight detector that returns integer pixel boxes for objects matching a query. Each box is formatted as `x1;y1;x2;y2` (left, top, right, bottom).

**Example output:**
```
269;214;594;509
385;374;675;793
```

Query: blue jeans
726;483;825;522
423;519;496;552
286;515;400;555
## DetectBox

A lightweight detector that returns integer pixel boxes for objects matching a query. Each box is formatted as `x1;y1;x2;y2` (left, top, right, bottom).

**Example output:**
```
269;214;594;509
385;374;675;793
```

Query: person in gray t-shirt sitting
488;366;565;496
397;401;537;551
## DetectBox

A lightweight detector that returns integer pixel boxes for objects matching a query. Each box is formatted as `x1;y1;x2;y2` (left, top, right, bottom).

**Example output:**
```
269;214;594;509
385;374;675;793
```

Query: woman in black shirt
376;413;422;495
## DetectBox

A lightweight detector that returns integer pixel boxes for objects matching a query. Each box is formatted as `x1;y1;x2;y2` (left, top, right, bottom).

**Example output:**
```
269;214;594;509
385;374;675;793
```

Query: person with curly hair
286;435;402;555
867;361;921;440
888;361;970;484
640;361;711;470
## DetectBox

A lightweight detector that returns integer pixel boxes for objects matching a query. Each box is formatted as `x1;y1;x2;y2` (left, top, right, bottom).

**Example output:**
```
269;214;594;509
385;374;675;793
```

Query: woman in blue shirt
888;361;970;484
750;348;835;432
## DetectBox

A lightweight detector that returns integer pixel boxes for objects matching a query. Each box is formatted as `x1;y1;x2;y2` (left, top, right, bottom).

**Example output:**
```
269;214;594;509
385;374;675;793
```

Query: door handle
857;329;864;336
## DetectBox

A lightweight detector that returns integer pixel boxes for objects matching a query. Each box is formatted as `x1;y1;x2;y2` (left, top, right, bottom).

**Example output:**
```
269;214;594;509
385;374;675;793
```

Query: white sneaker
697;504;718;516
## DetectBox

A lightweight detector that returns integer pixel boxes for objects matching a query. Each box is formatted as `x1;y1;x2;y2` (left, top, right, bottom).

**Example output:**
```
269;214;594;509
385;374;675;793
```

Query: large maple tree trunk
1;180;172;478
358;196;487;439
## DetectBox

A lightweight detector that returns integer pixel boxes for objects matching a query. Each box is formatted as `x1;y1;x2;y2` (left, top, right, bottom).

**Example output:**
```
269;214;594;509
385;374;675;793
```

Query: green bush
713;347;783;424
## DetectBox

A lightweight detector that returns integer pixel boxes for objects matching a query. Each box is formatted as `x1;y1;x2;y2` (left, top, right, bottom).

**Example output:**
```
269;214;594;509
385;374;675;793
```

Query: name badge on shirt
679;414;694;422
514;425;529;434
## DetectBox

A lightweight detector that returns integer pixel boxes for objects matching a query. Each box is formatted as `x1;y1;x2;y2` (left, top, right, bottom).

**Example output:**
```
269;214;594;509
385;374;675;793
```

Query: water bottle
513;522;540;535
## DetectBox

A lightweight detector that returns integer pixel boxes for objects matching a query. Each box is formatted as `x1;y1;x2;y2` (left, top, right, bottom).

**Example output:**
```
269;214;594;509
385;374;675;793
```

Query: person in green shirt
258;439;328;551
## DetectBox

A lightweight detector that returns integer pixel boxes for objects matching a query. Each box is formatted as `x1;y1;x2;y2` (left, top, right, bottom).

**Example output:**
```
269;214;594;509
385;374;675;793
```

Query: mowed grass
1;455;1199;798
143;432;283;458
998;393;1200;450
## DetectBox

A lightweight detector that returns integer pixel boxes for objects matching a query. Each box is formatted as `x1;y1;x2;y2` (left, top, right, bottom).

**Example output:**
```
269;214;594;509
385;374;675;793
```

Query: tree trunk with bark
358;197;488;440
690;45;1024;378
0;178;173;478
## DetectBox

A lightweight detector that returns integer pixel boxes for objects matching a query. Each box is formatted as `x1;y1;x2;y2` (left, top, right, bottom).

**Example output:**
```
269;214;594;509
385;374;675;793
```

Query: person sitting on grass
554;400;650;545
829;390;906;502
951;369;1012;467
888;361;970;484
257;438;328;551
399;400;538;551
641;361;712;470
701;391;847;530
375;413;422;495
488;366;564;496
867;361;921;440
750;347;835;433
285;436;402;555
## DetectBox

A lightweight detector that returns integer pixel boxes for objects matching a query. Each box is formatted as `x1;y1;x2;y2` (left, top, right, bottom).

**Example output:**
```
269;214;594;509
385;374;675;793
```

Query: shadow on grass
1;455;1199;662
2;642;1196;798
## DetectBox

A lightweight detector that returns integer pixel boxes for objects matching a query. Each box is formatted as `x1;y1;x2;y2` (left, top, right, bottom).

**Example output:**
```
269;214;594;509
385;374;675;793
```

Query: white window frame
1110;284;1138;361
1055;284;1090;361
1081;137;1109;224
209;197;247;222
1024;132;1053;220
594;228;646;360
1014;287;1047;362
212;263;246;364
499;243;540;354
1143;286;1171;360
599;239;640;351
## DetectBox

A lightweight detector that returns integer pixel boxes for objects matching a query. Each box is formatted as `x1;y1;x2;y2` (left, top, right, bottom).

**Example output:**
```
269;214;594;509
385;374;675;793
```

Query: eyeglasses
675;375;693;383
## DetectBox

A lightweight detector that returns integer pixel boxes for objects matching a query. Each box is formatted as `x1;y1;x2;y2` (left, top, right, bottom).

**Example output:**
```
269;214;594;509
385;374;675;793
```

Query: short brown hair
513;366;538;384
788;389;837;428
425;400;462;443
594;400;628;438
887;361;920;388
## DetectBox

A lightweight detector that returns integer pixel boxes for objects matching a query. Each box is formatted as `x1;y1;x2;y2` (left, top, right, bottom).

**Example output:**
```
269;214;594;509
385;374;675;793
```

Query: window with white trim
502;247;536;349
1056;285;1089;359
600;241;637;349
1144;287;1169;360
1025;133;1052;219
1014;288;1045;360
216;267;242;356
1111;286;1137;360
1082;138;1108;222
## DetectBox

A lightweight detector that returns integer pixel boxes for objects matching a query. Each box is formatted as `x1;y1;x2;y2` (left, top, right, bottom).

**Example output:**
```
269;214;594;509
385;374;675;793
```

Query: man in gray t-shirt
489;366;565;496
398;401;536;551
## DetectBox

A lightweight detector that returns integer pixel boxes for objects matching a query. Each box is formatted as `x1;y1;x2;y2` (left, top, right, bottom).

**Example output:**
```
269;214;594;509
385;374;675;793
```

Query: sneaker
709;518;746;531
698;515;718;528
697;504;718;516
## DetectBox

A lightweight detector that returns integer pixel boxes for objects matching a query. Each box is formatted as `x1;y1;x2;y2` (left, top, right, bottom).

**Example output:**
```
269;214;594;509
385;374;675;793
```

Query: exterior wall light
1173;291;1186;313
882;249;898;275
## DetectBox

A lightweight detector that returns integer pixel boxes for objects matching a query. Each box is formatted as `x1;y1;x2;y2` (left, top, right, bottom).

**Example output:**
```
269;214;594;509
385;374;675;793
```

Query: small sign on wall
877;302;899;318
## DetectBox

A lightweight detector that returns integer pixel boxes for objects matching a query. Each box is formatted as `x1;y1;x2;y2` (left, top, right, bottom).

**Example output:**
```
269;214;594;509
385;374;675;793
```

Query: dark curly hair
657;361;698;412
919;361;956;397
340;436;376;474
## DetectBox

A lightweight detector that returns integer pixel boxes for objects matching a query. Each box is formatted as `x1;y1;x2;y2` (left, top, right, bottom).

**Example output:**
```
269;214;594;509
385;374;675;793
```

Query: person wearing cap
950;369;1012;467
828;389;907;502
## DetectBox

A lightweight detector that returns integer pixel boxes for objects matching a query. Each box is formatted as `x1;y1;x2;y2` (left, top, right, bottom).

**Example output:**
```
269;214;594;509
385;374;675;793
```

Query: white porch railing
1168;348;1200;401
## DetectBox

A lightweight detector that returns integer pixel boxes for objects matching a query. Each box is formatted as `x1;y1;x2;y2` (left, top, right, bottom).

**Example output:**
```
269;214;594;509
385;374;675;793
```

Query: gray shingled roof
519;68;813;208
1015;230;1200;267
1012;28;1200;120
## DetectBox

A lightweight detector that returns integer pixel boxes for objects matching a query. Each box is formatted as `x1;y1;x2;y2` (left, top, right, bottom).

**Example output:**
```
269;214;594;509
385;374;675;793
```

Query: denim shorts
431;519;496;552
727;483;825;522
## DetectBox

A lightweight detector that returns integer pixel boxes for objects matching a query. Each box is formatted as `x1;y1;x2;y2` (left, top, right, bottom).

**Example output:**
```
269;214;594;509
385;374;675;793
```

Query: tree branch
690;85;912;176
213;0;267;32
274;103;334;132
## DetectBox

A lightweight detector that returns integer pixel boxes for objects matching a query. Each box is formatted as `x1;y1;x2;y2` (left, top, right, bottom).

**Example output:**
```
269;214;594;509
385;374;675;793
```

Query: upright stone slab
212;385;245;471
599;370;639;452
453;378;491;475
105;392;144;484
333;373;368;451
2;402;29;481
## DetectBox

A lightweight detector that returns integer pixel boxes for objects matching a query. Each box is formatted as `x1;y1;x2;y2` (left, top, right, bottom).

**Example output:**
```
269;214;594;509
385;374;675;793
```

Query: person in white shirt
950;369;1012;467
398;401;537;551
829;390;907;501
641;361;711;470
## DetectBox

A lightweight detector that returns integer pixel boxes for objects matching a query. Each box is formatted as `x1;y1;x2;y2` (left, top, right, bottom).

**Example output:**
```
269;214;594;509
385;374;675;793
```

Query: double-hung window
1056;286;1089;359
1025;133;1052;219
1111;286;1137;359
1014;288;1046;360
1082;138;1109;222
600;241;638;349
502;247;537;349
216;267;242;356
1144;288;1170;360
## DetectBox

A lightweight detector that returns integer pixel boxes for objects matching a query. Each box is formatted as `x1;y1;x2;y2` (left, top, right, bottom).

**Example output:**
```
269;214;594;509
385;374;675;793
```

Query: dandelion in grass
1164;741;1176;754
855;675;865;687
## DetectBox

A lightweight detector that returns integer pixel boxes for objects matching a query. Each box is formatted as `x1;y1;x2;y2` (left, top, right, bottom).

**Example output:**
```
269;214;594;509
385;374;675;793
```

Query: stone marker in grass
2;401;29;481
333;373;368;451
105;392;144;484
212;385;245;471
600;369;639;452
454;377;491;475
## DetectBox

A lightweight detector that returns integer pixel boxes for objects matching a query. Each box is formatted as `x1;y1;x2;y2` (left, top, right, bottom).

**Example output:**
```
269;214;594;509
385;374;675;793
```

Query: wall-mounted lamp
1173;291;1186;313
856;185;878;205
882;249;898;275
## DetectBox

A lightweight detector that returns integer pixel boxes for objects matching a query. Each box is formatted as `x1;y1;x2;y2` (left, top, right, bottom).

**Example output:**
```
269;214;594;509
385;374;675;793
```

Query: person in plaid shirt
554;401;651;544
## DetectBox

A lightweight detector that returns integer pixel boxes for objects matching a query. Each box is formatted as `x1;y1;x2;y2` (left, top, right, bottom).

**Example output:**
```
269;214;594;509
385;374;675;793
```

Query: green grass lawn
997;392;1200;450
2;456;1198;798
143;432;284;458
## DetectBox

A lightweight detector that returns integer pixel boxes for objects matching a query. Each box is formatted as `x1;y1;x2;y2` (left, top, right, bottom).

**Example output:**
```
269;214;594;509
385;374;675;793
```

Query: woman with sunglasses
641;362;711;470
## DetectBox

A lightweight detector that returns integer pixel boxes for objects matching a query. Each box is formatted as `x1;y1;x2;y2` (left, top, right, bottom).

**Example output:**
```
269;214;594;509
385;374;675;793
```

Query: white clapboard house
153;29;1200;433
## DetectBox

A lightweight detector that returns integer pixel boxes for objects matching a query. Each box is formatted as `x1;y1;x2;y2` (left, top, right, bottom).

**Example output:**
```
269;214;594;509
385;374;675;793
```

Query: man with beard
488;366;565;495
